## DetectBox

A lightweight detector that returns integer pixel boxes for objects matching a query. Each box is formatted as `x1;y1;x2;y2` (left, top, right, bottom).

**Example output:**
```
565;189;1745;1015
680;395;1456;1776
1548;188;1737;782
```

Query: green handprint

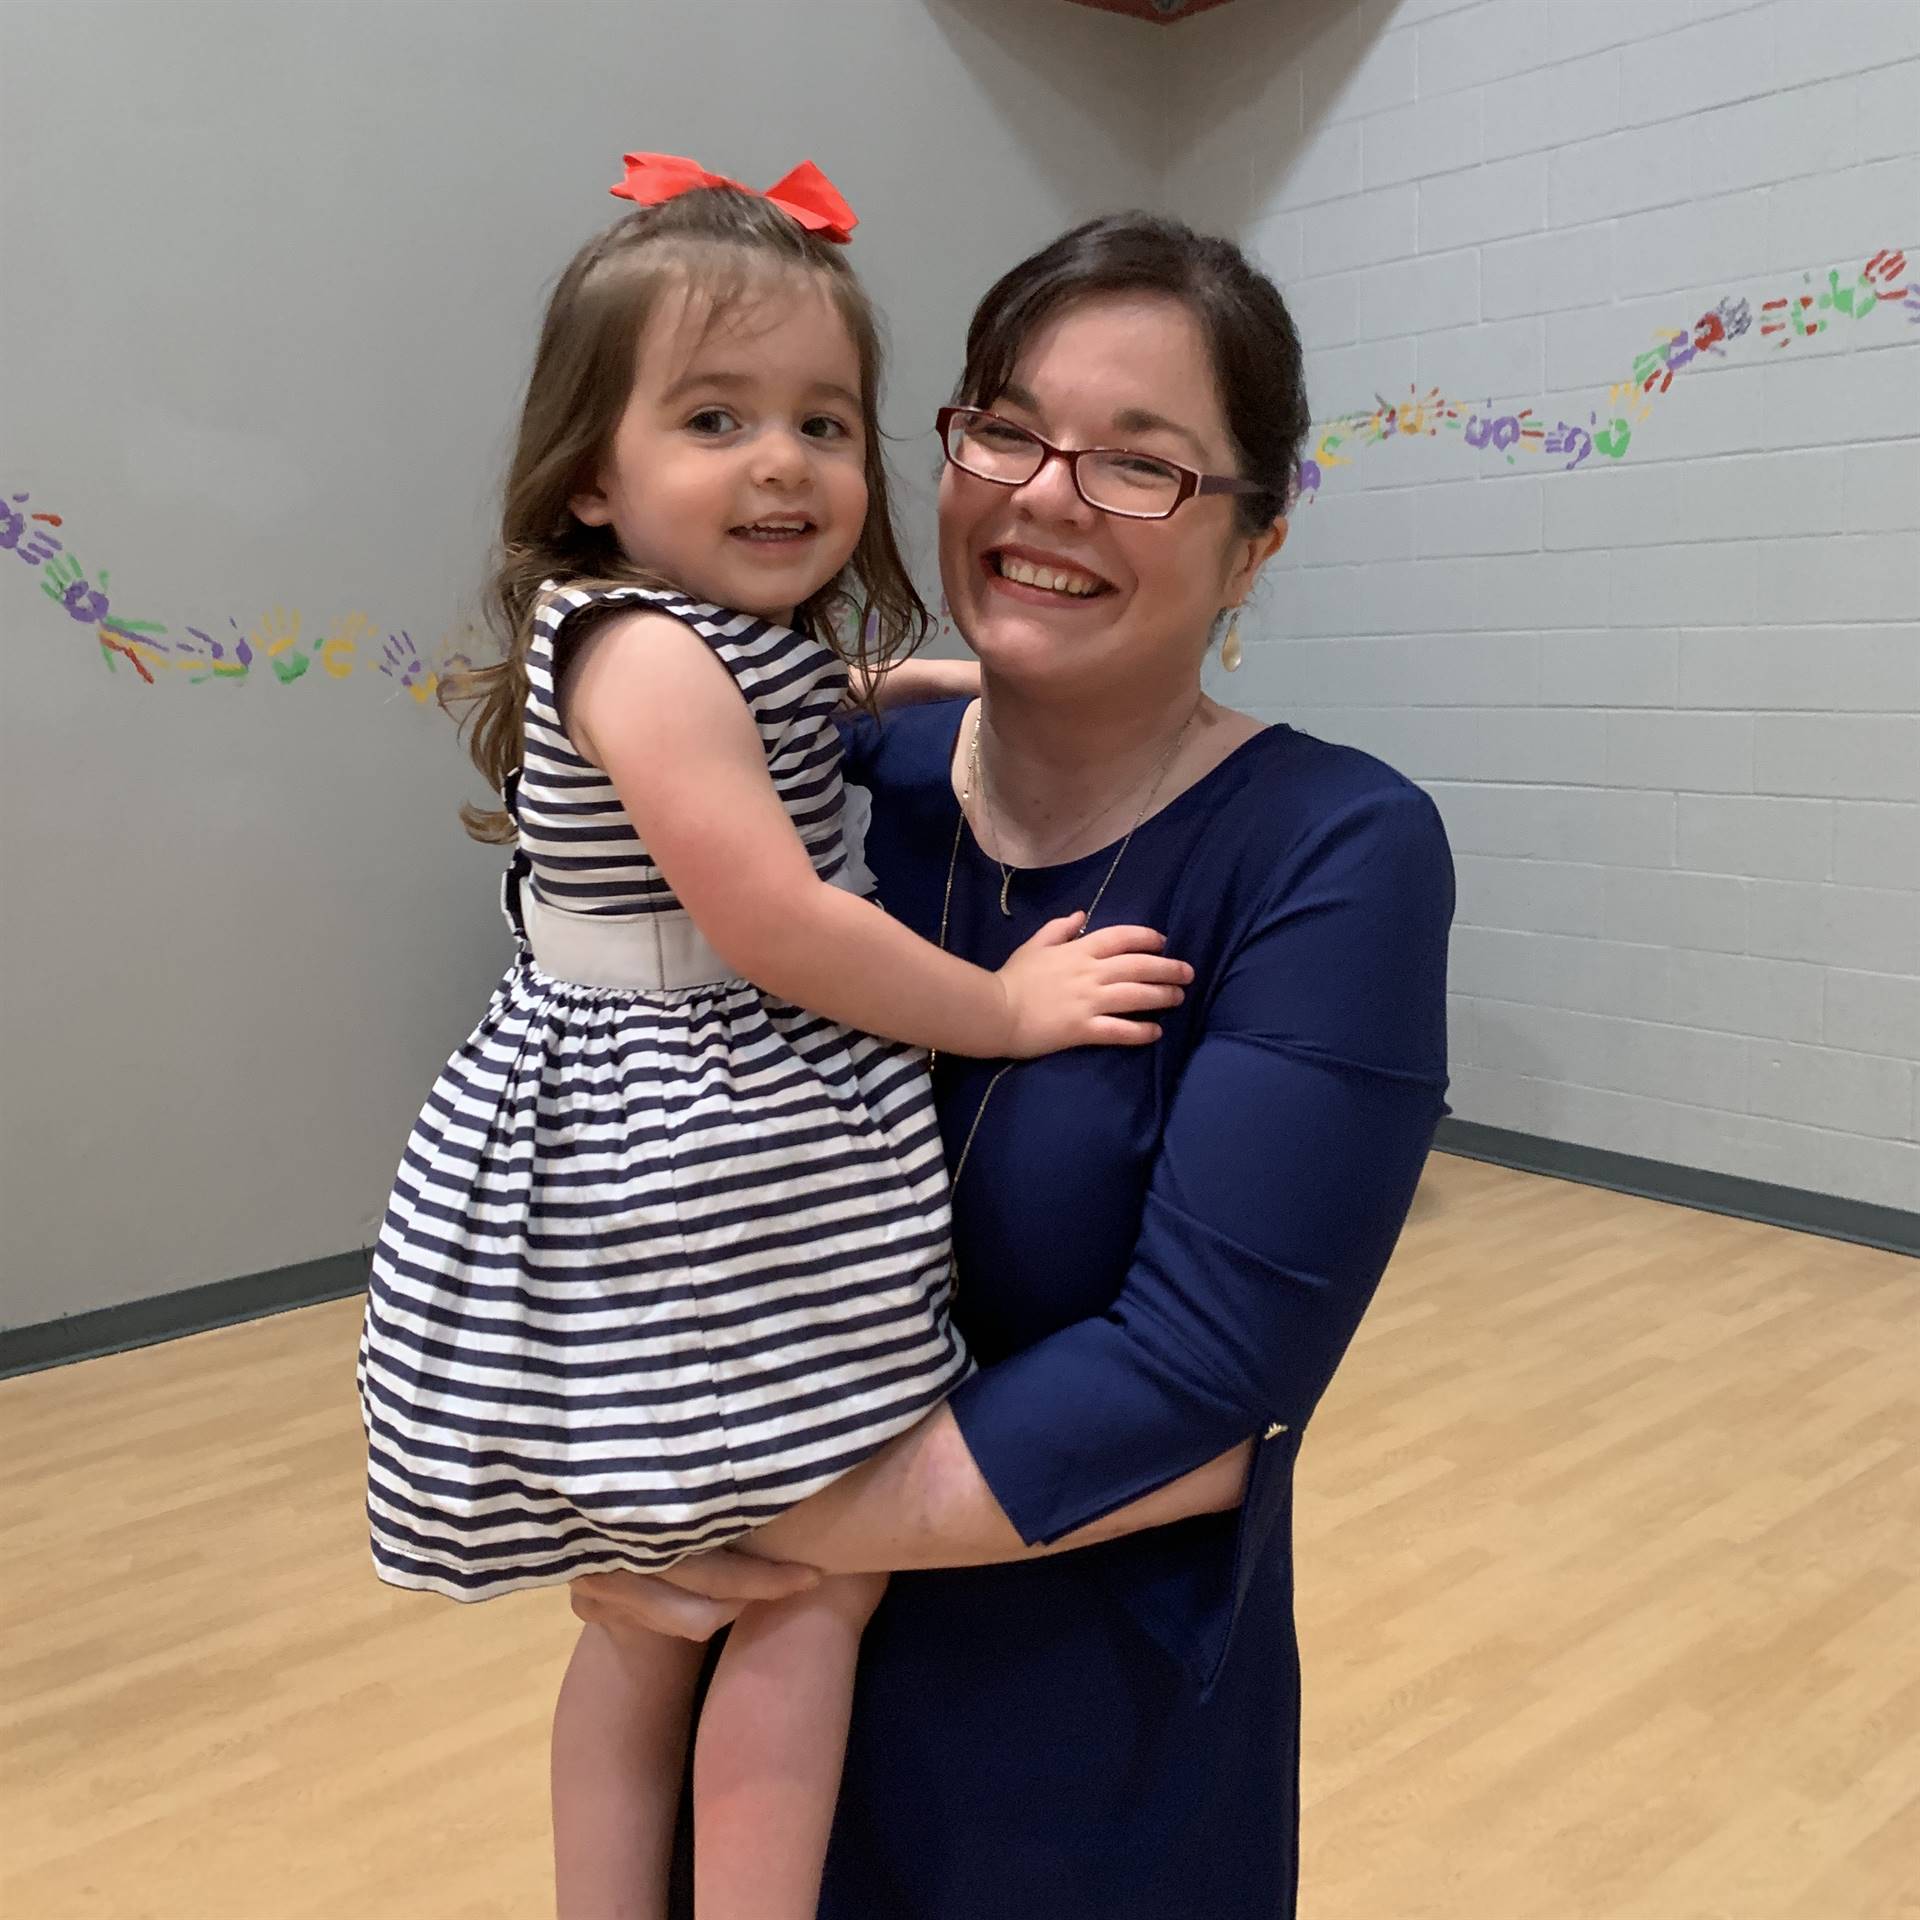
247;605;314;684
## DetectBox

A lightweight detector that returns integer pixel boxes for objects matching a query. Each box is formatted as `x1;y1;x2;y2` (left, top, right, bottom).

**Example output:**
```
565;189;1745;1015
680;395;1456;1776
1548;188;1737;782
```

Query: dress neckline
938;704;1291;884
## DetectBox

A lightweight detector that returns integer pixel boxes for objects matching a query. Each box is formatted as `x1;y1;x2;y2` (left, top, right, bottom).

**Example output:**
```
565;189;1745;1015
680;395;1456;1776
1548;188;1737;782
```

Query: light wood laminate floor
2;1155;1913;1918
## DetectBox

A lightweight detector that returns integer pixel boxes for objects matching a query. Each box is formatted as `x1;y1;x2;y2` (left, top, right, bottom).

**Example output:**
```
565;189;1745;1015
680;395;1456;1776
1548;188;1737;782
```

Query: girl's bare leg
552;1619;705;1920
692;1571;888;1920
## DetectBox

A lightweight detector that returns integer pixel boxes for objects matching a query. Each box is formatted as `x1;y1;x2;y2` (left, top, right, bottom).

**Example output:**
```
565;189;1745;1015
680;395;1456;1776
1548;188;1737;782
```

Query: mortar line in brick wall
1456;986;1909;1060
1408;0;1805;107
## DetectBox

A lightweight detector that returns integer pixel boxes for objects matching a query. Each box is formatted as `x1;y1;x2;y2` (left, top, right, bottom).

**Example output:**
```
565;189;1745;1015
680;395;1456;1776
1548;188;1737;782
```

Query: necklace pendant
998;867;1014;917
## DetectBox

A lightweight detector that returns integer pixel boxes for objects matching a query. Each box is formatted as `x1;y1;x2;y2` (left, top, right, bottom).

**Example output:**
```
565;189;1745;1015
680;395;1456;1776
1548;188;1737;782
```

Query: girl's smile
570;275;869;623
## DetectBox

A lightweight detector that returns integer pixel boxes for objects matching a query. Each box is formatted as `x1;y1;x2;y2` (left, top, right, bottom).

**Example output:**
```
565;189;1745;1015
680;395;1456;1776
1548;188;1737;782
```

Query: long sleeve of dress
947;780;1453;1552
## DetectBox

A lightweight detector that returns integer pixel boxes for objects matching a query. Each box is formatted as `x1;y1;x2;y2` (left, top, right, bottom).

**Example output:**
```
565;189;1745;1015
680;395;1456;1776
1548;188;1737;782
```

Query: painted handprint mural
2;489;481;702
1290;248;1915;503
3;249;1913;694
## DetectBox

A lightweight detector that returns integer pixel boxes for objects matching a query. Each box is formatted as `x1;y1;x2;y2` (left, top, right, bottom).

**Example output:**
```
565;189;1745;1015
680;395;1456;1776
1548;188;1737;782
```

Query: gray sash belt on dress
520;786;876;993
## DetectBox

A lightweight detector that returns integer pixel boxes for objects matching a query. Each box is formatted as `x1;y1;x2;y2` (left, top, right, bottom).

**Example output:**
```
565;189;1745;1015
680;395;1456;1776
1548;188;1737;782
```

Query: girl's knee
817;1568;889;1626
749;1569;888;1643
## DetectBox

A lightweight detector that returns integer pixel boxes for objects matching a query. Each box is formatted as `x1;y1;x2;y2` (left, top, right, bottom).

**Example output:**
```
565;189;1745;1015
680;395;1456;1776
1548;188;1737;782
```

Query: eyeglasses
936;405;1264;522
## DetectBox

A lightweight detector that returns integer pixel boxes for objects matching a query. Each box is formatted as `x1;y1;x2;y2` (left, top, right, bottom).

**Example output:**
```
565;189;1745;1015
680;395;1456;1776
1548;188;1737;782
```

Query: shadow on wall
909;0;1390;267
1284;0;1405;170
1161;0;1391;228
924;0;1169;211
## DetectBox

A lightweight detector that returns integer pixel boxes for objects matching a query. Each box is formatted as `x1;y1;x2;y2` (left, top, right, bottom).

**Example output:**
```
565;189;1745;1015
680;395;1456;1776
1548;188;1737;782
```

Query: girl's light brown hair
448;187;929;841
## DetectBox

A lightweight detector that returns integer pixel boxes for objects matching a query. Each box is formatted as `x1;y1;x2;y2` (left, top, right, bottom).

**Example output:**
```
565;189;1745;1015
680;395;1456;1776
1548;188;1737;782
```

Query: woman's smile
982;543;1116;603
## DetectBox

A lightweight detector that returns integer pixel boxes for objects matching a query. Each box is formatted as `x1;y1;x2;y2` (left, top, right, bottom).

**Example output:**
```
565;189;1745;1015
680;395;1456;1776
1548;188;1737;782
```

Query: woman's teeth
995;554;1103;597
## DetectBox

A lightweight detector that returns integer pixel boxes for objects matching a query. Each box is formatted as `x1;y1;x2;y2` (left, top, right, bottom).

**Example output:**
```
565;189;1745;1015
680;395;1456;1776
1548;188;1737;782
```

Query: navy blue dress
668;702;1452;1917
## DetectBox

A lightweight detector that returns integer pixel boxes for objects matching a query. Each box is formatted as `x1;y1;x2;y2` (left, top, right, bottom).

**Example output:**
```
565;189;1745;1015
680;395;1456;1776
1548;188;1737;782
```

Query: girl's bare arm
564;612;1184;1060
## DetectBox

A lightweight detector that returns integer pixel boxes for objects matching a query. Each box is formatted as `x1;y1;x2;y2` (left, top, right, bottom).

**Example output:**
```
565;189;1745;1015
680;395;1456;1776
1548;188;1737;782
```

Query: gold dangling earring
1220;609;1243;674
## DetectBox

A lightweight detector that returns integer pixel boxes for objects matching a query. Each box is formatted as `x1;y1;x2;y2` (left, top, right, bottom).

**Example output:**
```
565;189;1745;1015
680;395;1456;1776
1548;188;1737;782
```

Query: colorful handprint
41;555;111;623
377;629;440;704
247;605;312;684
2;492;64;566
166;623;257;683
319;611;376;681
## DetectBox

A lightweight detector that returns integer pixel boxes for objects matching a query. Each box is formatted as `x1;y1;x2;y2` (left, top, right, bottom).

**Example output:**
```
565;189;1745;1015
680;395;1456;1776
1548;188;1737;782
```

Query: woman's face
938;291;1284;697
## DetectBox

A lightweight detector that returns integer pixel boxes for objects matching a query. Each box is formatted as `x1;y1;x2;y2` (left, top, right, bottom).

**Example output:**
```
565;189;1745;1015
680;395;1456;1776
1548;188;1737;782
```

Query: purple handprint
170;623;255;682
1544;420;1594;472
42;555;110;623
1;492;64;565
378;629;438;702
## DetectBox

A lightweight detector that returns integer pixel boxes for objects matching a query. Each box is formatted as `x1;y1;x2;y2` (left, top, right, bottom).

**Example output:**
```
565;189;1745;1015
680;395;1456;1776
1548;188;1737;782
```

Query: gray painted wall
9;0;1909;1335
1;0;1166;1327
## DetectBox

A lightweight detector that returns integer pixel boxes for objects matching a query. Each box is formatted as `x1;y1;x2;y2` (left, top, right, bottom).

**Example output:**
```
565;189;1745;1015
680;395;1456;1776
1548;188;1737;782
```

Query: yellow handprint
1605;379;1654;427
320;610;375;681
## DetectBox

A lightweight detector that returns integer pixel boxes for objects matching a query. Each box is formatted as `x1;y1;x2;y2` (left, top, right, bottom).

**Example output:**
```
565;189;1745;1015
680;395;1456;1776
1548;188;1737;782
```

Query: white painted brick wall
1746;881;1916;974
1354;247;1482;336
1173;0;1919;1211
1540;629;1677;705
1668;950;1826;1042
1677;796;1832;881
1834;803;1920;888
1826;970;1920;1058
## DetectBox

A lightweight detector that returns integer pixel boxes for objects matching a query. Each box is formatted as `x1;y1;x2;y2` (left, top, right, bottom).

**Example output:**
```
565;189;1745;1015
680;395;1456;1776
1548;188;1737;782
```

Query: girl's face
570;270;869;623
938;291;1284;696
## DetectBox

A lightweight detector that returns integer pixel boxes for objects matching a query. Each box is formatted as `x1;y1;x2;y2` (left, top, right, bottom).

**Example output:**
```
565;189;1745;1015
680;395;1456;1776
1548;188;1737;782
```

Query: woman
565;212;1454;1917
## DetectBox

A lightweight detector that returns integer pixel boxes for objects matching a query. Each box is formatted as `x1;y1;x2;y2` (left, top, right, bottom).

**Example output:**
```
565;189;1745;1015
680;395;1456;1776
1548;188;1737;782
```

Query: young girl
356;153;1192;1920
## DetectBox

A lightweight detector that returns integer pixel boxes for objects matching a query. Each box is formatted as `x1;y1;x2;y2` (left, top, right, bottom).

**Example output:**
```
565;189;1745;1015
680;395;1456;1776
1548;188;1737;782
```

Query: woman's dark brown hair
955;212;1310;536
448;188;929;842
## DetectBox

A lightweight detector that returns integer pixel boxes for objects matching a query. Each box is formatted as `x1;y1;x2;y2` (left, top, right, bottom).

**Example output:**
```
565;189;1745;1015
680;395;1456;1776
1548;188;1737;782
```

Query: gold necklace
967;738;1168;913
935;694;1202;1218
964;702;1201;917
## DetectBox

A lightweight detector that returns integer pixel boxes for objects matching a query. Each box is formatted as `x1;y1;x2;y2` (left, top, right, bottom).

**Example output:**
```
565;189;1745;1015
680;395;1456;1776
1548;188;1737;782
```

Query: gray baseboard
3;1129;1911;1381
1437;1119;1919;1259
0;1248;372;1381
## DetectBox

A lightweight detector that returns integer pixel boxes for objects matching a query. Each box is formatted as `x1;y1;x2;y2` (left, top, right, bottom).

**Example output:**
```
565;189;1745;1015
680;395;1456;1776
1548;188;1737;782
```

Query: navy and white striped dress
358;583;967;1601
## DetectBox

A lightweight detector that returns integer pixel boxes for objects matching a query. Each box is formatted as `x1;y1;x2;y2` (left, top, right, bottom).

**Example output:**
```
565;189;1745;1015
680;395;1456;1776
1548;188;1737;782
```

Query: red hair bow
608;152;858;244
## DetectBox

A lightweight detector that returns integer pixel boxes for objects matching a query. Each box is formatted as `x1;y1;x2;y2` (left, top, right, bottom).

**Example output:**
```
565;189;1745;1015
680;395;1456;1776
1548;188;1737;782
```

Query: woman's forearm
848;657;981;712
746;1406;1252;1574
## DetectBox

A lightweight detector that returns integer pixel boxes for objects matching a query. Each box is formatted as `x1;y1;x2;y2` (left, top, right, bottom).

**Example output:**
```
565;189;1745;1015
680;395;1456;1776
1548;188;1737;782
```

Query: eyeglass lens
946;413;1184;517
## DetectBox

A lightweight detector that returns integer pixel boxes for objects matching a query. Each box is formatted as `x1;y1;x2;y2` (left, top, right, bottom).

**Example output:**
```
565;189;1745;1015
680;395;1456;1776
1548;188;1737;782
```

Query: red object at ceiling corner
1061;0;1245;22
